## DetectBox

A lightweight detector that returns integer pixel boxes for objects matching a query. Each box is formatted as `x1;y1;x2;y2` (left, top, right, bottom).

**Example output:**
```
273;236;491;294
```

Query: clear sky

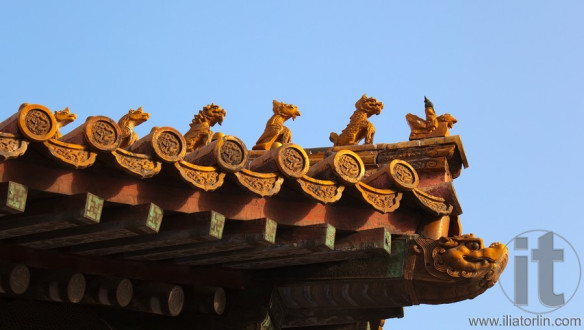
1;1;583;328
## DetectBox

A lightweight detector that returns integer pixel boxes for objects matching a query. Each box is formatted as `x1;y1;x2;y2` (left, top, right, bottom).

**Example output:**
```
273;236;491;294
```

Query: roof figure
0;98;504;329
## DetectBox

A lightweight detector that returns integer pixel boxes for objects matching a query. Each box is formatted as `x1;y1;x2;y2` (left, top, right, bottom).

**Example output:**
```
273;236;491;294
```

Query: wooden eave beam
0;160;420;234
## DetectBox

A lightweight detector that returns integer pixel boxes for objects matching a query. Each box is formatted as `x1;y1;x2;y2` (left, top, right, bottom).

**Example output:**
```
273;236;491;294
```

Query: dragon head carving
437;113;458;128
52;107;77;139
355;94;384;117
412;234;508;304
118;107;150;148
273;100;301;120
124;106;150;124
54;107;77;126
192;103;226;127
433;234;507;286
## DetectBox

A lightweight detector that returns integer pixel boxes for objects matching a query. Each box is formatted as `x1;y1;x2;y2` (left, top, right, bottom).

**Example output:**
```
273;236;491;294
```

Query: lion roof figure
329;94;384;146
252;100;301;150
184;103;227;151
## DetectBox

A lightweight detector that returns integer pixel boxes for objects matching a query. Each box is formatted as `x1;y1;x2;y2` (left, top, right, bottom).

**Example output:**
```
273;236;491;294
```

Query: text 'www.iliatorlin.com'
468;315;581;327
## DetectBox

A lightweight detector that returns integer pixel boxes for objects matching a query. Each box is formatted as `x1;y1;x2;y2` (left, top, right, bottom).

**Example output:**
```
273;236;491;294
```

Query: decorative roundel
214;135;248;172
276;143;309;178
84;116;121;152
333;150;365;185
152;127;186;162
17;104;57;142
388;159;419;191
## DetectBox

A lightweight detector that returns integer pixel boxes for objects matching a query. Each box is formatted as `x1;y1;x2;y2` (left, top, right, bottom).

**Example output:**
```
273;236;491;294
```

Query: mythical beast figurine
184;104;226;151
412;234;508;304
406;97;457;140
329;94;384;146
53;107;77;139
118;106;150;148
252;100;301;150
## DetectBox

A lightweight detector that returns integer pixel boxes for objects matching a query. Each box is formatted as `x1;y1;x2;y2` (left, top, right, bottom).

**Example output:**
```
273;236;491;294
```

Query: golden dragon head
120;106;150;127
273;100;301;120
54;107;77;126
412;234;508;304
433;234;508;288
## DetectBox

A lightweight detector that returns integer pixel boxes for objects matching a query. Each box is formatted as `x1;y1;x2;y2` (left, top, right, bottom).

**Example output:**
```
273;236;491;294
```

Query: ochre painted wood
0;192;103;239
10;203;163;250
174;224;335;267
0;161;420;233
124;218;276;261
71;211;225;256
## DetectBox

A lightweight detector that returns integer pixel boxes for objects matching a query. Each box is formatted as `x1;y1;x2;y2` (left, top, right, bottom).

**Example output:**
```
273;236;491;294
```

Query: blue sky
1;1;583;328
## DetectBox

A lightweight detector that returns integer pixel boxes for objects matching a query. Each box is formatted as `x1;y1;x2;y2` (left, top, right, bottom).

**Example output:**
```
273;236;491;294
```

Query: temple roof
0;103;467;224
0;102;506;329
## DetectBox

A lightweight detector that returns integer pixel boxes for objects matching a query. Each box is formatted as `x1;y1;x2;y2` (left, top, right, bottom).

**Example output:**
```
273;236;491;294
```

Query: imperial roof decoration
0;97;506;329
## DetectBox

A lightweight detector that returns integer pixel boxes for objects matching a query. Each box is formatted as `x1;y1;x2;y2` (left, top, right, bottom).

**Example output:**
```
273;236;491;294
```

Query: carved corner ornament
174;161;226;191
353;159;415;213
233;169;284;197
354;182;402;213
118;106;150;148
109;148;162;178
295;175;345;204
42;139;97;169
410;234;508;304
184;104;226;152
406;97;457;140
411;188;453;216
252;100;301;150
0;132;29;160
329;94;384;146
